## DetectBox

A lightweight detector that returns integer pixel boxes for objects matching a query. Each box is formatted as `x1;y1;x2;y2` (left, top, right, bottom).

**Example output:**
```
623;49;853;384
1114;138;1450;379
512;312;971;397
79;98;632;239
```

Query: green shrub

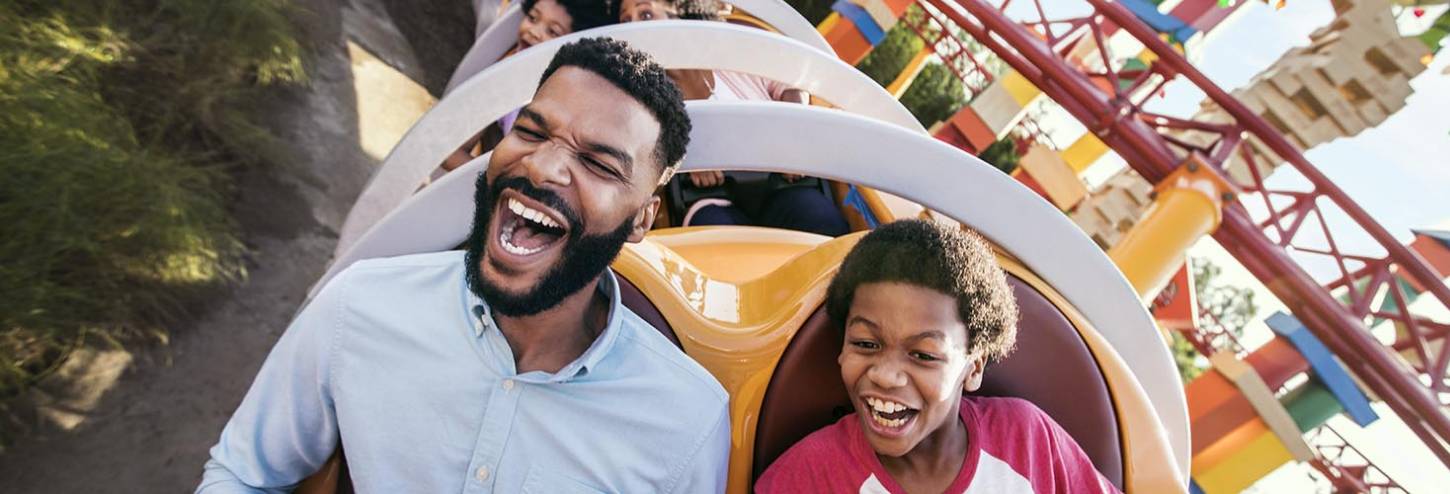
855;23;926;88
0;1;304;401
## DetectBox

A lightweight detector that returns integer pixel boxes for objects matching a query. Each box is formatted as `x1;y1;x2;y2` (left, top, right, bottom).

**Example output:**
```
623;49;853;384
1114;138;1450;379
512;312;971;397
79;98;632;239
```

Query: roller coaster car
305;4;1190;493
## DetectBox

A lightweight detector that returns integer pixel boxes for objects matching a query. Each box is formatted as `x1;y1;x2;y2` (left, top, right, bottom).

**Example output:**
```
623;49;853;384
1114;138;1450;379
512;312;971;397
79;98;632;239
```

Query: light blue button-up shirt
199;251;731;493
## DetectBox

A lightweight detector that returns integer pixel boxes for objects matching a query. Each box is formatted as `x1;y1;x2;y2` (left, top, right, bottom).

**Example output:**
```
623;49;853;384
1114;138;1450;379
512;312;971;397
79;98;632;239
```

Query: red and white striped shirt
756;396;1120;494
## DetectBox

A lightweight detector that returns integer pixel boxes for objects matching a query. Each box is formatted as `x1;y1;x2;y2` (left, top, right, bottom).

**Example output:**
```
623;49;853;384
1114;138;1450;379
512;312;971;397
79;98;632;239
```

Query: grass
0;0;306;419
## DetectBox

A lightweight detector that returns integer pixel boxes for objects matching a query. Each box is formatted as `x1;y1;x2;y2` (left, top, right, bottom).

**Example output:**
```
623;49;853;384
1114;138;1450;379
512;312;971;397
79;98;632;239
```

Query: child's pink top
756;396;1121;494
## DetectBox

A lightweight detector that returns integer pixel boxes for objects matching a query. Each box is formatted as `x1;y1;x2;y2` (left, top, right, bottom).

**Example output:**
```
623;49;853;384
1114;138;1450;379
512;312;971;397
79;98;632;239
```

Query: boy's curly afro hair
825;219;1020;363
538;37;690;174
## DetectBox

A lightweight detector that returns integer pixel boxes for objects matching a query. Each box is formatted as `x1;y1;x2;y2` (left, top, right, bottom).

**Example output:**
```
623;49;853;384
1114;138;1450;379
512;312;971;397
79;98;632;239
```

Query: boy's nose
866;361;908;389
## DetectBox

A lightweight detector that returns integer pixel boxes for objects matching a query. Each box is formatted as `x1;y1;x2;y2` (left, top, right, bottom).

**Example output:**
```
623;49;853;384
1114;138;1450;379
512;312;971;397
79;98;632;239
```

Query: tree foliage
855;23;925;87
1171;258;1260;383
899;62;967;128
0;0;304;405
977;138;1021;174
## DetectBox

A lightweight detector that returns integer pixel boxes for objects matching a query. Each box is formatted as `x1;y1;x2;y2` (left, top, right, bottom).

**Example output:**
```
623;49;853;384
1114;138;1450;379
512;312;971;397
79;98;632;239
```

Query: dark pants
689;186;850;237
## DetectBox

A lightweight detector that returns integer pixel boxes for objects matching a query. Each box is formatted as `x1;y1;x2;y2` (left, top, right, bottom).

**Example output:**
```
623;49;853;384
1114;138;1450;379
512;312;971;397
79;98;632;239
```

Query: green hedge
0;1;304;402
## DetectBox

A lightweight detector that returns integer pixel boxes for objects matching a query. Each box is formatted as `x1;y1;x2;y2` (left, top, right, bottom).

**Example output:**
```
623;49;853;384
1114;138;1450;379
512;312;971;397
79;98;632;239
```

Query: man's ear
962;352;986;393
627;195;661;243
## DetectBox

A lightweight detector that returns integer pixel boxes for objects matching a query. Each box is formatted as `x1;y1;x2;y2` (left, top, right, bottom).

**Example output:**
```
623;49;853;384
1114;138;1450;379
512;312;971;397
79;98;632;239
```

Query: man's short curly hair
825;219;1020;363
522;0;613;32
539;37;690;174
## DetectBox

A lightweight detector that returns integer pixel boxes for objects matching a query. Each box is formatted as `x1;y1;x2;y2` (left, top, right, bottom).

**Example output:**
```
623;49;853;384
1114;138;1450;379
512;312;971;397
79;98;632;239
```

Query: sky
1003;0;1450;490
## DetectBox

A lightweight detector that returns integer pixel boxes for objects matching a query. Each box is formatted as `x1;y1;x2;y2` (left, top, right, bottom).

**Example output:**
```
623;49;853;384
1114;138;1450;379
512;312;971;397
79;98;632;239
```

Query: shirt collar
463;270;626;382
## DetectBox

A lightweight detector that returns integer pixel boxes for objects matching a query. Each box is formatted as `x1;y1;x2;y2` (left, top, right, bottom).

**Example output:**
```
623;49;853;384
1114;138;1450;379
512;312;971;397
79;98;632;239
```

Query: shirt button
475;466;489;482
502;379;515;391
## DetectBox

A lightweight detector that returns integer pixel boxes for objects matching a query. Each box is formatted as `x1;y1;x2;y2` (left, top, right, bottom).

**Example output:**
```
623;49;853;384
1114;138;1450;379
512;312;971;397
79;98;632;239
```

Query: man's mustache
490;175;583;235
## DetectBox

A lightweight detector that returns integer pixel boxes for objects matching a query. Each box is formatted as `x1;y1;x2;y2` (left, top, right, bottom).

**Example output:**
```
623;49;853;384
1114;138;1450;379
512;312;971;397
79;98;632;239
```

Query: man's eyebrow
517;107;547;129
582;140;634;177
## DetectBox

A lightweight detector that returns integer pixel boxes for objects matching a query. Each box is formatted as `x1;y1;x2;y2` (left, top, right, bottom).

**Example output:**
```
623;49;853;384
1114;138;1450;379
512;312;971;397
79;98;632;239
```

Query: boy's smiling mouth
865;396;920;433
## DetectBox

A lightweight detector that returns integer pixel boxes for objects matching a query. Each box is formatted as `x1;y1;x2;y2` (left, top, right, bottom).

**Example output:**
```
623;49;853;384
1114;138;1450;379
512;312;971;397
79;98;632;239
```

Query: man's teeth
507;198;561;229
498;225;544;255
867;397;908;413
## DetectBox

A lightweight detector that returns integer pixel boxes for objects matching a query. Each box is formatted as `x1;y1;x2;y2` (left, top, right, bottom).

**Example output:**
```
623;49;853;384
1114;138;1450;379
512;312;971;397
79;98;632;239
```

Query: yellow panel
885;48;933;98
614;230;863;494
1062;133;1109;174
816;12;841;35
1003;69;1042;107
1017;144;1089;210
1192;419;1268;475
1107;159;1234;301
647;226;830;284
1193;429;1293;494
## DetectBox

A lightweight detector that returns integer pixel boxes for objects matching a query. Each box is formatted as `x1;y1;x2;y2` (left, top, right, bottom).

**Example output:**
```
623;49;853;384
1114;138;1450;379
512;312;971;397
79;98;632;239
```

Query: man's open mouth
866;396;920;431
496;194;569;258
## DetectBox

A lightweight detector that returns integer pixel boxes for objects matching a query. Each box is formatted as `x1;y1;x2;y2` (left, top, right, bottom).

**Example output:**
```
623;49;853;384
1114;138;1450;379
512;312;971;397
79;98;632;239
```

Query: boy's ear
962;352;986;393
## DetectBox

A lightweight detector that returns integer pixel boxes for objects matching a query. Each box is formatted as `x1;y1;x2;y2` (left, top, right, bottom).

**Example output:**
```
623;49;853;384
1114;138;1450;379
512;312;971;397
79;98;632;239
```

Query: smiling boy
756;220;1117;494
199;38;729;493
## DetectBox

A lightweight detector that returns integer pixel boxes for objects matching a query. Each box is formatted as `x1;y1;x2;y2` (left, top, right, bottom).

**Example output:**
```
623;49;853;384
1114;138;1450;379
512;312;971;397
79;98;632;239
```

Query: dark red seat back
617;275;683;349
750;275;1124;489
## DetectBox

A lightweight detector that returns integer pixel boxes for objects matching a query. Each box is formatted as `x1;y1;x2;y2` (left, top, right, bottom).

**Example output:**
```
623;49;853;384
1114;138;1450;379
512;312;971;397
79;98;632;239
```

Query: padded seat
750;275;1125;489
617;274;683;349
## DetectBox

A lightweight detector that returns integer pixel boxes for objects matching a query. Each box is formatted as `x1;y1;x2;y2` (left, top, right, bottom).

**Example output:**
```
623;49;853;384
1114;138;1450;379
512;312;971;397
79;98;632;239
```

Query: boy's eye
911;351;941;362
849;340;879;350
641;11;654;20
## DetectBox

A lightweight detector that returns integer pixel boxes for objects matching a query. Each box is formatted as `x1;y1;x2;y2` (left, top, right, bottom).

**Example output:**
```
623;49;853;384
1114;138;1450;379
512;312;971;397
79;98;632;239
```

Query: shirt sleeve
668;404;732;494
195;271;348;493
764;76;795;102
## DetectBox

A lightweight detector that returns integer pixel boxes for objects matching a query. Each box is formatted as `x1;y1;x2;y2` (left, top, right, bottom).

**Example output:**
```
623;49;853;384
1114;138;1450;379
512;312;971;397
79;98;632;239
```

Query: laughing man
199;38;729;493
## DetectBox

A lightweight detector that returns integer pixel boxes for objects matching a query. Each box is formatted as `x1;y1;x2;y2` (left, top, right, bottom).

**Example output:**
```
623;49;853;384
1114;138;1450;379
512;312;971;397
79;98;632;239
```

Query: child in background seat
756;219;1119;494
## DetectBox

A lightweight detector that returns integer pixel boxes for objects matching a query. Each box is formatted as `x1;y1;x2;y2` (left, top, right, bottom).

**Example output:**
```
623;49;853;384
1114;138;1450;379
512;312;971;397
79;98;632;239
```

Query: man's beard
464;173;634;317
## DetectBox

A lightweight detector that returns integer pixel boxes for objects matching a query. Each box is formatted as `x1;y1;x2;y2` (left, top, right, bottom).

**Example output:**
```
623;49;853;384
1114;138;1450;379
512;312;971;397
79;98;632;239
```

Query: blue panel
843;184;880;229
1266;312;1380;427
1190;479;1206;494
1118;0;1198;43
831;0;887;45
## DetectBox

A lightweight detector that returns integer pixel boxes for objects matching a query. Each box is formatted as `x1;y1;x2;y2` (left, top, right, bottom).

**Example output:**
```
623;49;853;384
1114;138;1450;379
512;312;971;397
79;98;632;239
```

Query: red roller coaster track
907;0;1450;476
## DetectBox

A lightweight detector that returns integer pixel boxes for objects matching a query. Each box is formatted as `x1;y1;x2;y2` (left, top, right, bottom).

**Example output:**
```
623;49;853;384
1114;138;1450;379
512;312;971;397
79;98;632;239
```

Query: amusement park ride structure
312;0;1449;491
818;0;1448;490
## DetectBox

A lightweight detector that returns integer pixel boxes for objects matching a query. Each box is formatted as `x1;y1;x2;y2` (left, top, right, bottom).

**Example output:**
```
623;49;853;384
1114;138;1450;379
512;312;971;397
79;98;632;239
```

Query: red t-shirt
756;396;1120;494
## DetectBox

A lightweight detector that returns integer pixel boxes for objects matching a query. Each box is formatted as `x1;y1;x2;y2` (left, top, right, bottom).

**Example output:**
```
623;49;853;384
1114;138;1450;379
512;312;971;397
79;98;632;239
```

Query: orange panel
946;106;997;152
883;0;915;16
1191;418;1267;474
1185;370;1238;420
823;24;873;65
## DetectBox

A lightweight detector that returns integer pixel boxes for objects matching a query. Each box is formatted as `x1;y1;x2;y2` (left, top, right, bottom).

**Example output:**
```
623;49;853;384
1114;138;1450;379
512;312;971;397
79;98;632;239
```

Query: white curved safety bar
444;0;833;94
338;20;921;255
321;102;1191;477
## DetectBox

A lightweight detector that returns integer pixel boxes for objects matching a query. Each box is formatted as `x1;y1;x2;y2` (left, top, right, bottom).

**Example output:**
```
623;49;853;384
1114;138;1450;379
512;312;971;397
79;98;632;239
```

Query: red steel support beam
918;0;1450;466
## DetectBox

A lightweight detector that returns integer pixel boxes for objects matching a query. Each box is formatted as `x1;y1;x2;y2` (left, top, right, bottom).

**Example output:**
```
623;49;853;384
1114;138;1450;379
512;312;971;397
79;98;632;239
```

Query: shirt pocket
521;466;609;494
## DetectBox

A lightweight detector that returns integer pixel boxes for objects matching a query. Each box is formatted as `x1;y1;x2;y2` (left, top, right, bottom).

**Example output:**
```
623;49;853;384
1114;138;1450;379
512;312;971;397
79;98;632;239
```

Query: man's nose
520;140;573;187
